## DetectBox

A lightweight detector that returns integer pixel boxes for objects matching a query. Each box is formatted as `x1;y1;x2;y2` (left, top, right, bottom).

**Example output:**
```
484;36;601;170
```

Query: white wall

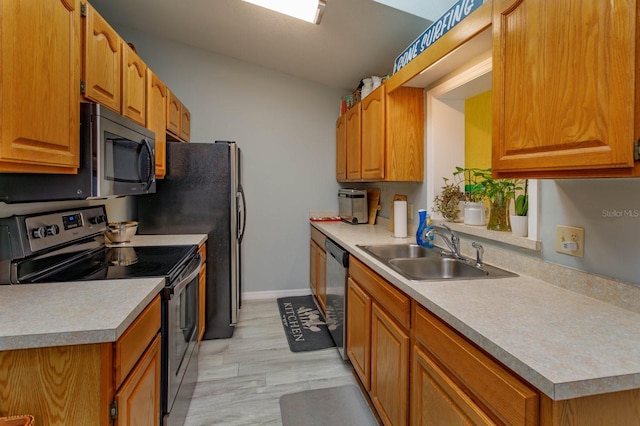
116;28;343;294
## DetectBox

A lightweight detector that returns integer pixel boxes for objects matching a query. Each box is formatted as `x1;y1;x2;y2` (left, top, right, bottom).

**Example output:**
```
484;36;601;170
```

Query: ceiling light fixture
242;0;326;25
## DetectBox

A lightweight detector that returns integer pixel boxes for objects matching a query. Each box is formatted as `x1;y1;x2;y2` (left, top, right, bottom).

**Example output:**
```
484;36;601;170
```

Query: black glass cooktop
21;245;198;284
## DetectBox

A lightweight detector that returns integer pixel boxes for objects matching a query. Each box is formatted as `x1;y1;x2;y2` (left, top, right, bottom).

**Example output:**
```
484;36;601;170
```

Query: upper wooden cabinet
346;103;362;180
146;69;168;179
336;114;347;180
338;85;424;182
0;0;81;173
83;2;121;112
167;89;191;142
492;0;640;178
122;44;147;126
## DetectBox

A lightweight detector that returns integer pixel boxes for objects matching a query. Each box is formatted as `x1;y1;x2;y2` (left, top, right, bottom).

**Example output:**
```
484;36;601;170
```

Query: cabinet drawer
413;303;539;425
114;295;161;388
310;226;326;249
350;256;410;328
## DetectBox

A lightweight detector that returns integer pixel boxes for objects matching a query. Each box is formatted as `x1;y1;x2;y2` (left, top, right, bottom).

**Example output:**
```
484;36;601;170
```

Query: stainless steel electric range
0;205;200;426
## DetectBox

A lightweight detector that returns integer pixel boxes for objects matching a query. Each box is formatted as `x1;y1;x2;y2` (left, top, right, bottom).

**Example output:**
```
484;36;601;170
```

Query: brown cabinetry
347;256;410;426
0;0;81;173
411;302;539;425
492;0;640;178
122;44;147;126
309;226;327;313
336;114;347;181
338;86;424;182
146;69;168;179
167;89;191;143
0;295;162;425
83;2;121;112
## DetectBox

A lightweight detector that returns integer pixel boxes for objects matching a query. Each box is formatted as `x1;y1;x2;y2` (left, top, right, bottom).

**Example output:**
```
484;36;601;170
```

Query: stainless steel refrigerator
136;141;246;339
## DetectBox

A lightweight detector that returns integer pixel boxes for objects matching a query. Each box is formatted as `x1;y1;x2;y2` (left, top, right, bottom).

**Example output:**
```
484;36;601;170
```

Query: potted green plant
511;179;528;236
432;176;466;222
452;167;486;225
465;168;522;232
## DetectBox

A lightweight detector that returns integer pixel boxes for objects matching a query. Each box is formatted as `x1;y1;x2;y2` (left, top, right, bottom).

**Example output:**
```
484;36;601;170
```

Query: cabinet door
84;3;121;112
346;104;362;180
347;278;372;390
492;0;638;177
180;105;191;142
412;344;495;426
0;0;81;173
114;334;161;426
361;86;386;180
310;240;318;295
371;303;409;426
122;44;147;126
336;114;347;181
146;70;168;179
167;89;181;137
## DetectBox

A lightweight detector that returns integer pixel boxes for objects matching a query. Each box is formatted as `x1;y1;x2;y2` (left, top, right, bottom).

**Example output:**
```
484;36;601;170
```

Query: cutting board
367;188;381;224
389;194;408;232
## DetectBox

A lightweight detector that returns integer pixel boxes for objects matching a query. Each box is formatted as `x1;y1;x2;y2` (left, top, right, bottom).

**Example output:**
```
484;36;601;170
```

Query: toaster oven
338;189;368;224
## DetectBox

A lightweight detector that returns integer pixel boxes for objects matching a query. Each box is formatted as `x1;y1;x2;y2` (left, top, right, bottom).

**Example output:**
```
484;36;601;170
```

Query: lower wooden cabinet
371;303;410;426
0;295;162;425
412;303;539;426
309;226;327;314
347;256;410;426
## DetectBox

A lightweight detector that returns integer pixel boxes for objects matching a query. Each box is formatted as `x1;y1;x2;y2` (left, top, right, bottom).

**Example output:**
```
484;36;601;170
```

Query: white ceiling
88;0;440;91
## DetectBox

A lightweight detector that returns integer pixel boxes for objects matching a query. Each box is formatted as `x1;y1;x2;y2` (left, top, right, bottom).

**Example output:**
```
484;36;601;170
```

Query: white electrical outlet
555;225;584;257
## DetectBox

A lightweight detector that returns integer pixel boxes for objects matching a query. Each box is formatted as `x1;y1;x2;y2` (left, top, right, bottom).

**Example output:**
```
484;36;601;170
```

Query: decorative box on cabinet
492;0;640;178
0;0;81;173
0;295;162;425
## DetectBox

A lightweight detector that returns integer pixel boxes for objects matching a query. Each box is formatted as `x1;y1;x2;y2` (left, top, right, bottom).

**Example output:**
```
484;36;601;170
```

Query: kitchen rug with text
277;295;336;352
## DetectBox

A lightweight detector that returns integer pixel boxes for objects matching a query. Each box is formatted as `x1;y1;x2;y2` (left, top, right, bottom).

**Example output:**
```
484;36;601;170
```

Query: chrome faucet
472;242;484;267
426;224;462;259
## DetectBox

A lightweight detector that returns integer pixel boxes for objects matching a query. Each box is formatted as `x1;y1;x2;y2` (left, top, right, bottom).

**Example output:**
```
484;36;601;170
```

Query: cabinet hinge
80;2;87;17
80;80;86;95
110;401;118;421
635;140;640;161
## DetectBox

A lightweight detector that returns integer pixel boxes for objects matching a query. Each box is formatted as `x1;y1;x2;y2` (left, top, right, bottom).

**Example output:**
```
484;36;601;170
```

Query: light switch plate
555;225;584;257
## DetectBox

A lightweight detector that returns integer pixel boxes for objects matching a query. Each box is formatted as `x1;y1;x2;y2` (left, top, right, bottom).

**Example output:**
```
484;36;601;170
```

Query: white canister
463;202;486;226
361;78;373;98
371;76;382;89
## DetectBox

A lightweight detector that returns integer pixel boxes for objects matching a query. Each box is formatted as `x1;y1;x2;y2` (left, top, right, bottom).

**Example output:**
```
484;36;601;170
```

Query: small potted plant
453;167;487;225
466;168;521;232
432;176;466;222
510;180;528;237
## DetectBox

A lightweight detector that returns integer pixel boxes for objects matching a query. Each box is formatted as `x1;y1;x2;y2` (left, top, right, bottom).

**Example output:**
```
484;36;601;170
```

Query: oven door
165;254;201;421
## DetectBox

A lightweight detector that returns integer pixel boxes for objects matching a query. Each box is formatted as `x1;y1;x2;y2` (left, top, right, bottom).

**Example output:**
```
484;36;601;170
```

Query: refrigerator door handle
237;184;246;243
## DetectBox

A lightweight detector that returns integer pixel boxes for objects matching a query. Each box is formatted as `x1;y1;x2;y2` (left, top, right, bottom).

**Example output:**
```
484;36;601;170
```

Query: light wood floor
185;298;356;425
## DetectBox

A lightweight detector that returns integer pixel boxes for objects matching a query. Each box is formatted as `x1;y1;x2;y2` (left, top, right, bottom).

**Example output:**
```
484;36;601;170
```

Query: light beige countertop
0;234;207;351
0;278;165;351
312;220;640;401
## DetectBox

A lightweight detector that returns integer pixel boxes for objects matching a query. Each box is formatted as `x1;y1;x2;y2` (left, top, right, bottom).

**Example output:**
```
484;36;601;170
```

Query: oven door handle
168;254;202;299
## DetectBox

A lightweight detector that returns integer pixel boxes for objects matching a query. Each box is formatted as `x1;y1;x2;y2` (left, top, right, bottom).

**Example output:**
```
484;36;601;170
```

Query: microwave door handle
139;138;155;191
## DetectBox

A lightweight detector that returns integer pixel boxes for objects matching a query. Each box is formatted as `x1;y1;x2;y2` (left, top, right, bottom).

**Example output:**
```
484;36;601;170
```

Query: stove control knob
32;226;48;239
46;225;60;236
90;214;107;224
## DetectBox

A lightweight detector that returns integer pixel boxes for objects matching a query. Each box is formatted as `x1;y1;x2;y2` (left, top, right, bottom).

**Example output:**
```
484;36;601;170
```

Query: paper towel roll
393;200;407;238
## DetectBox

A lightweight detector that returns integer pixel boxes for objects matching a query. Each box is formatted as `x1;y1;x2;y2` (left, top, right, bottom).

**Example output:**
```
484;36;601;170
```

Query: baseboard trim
243;288;312;300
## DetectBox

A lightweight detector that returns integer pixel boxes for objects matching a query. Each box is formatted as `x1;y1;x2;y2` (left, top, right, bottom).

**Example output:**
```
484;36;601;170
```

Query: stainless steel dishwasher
325;238;349;360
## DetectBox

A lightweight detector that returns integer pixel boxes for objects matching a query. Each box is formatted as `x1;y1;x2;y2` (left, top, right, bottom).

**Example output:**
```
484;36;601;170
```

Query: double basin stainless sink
356;244;517;281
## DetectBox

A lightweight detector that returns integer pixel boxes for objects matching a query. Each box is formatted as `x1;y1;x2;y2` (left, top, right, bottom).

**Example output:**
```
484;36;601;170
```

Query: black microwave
0;103;156;203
